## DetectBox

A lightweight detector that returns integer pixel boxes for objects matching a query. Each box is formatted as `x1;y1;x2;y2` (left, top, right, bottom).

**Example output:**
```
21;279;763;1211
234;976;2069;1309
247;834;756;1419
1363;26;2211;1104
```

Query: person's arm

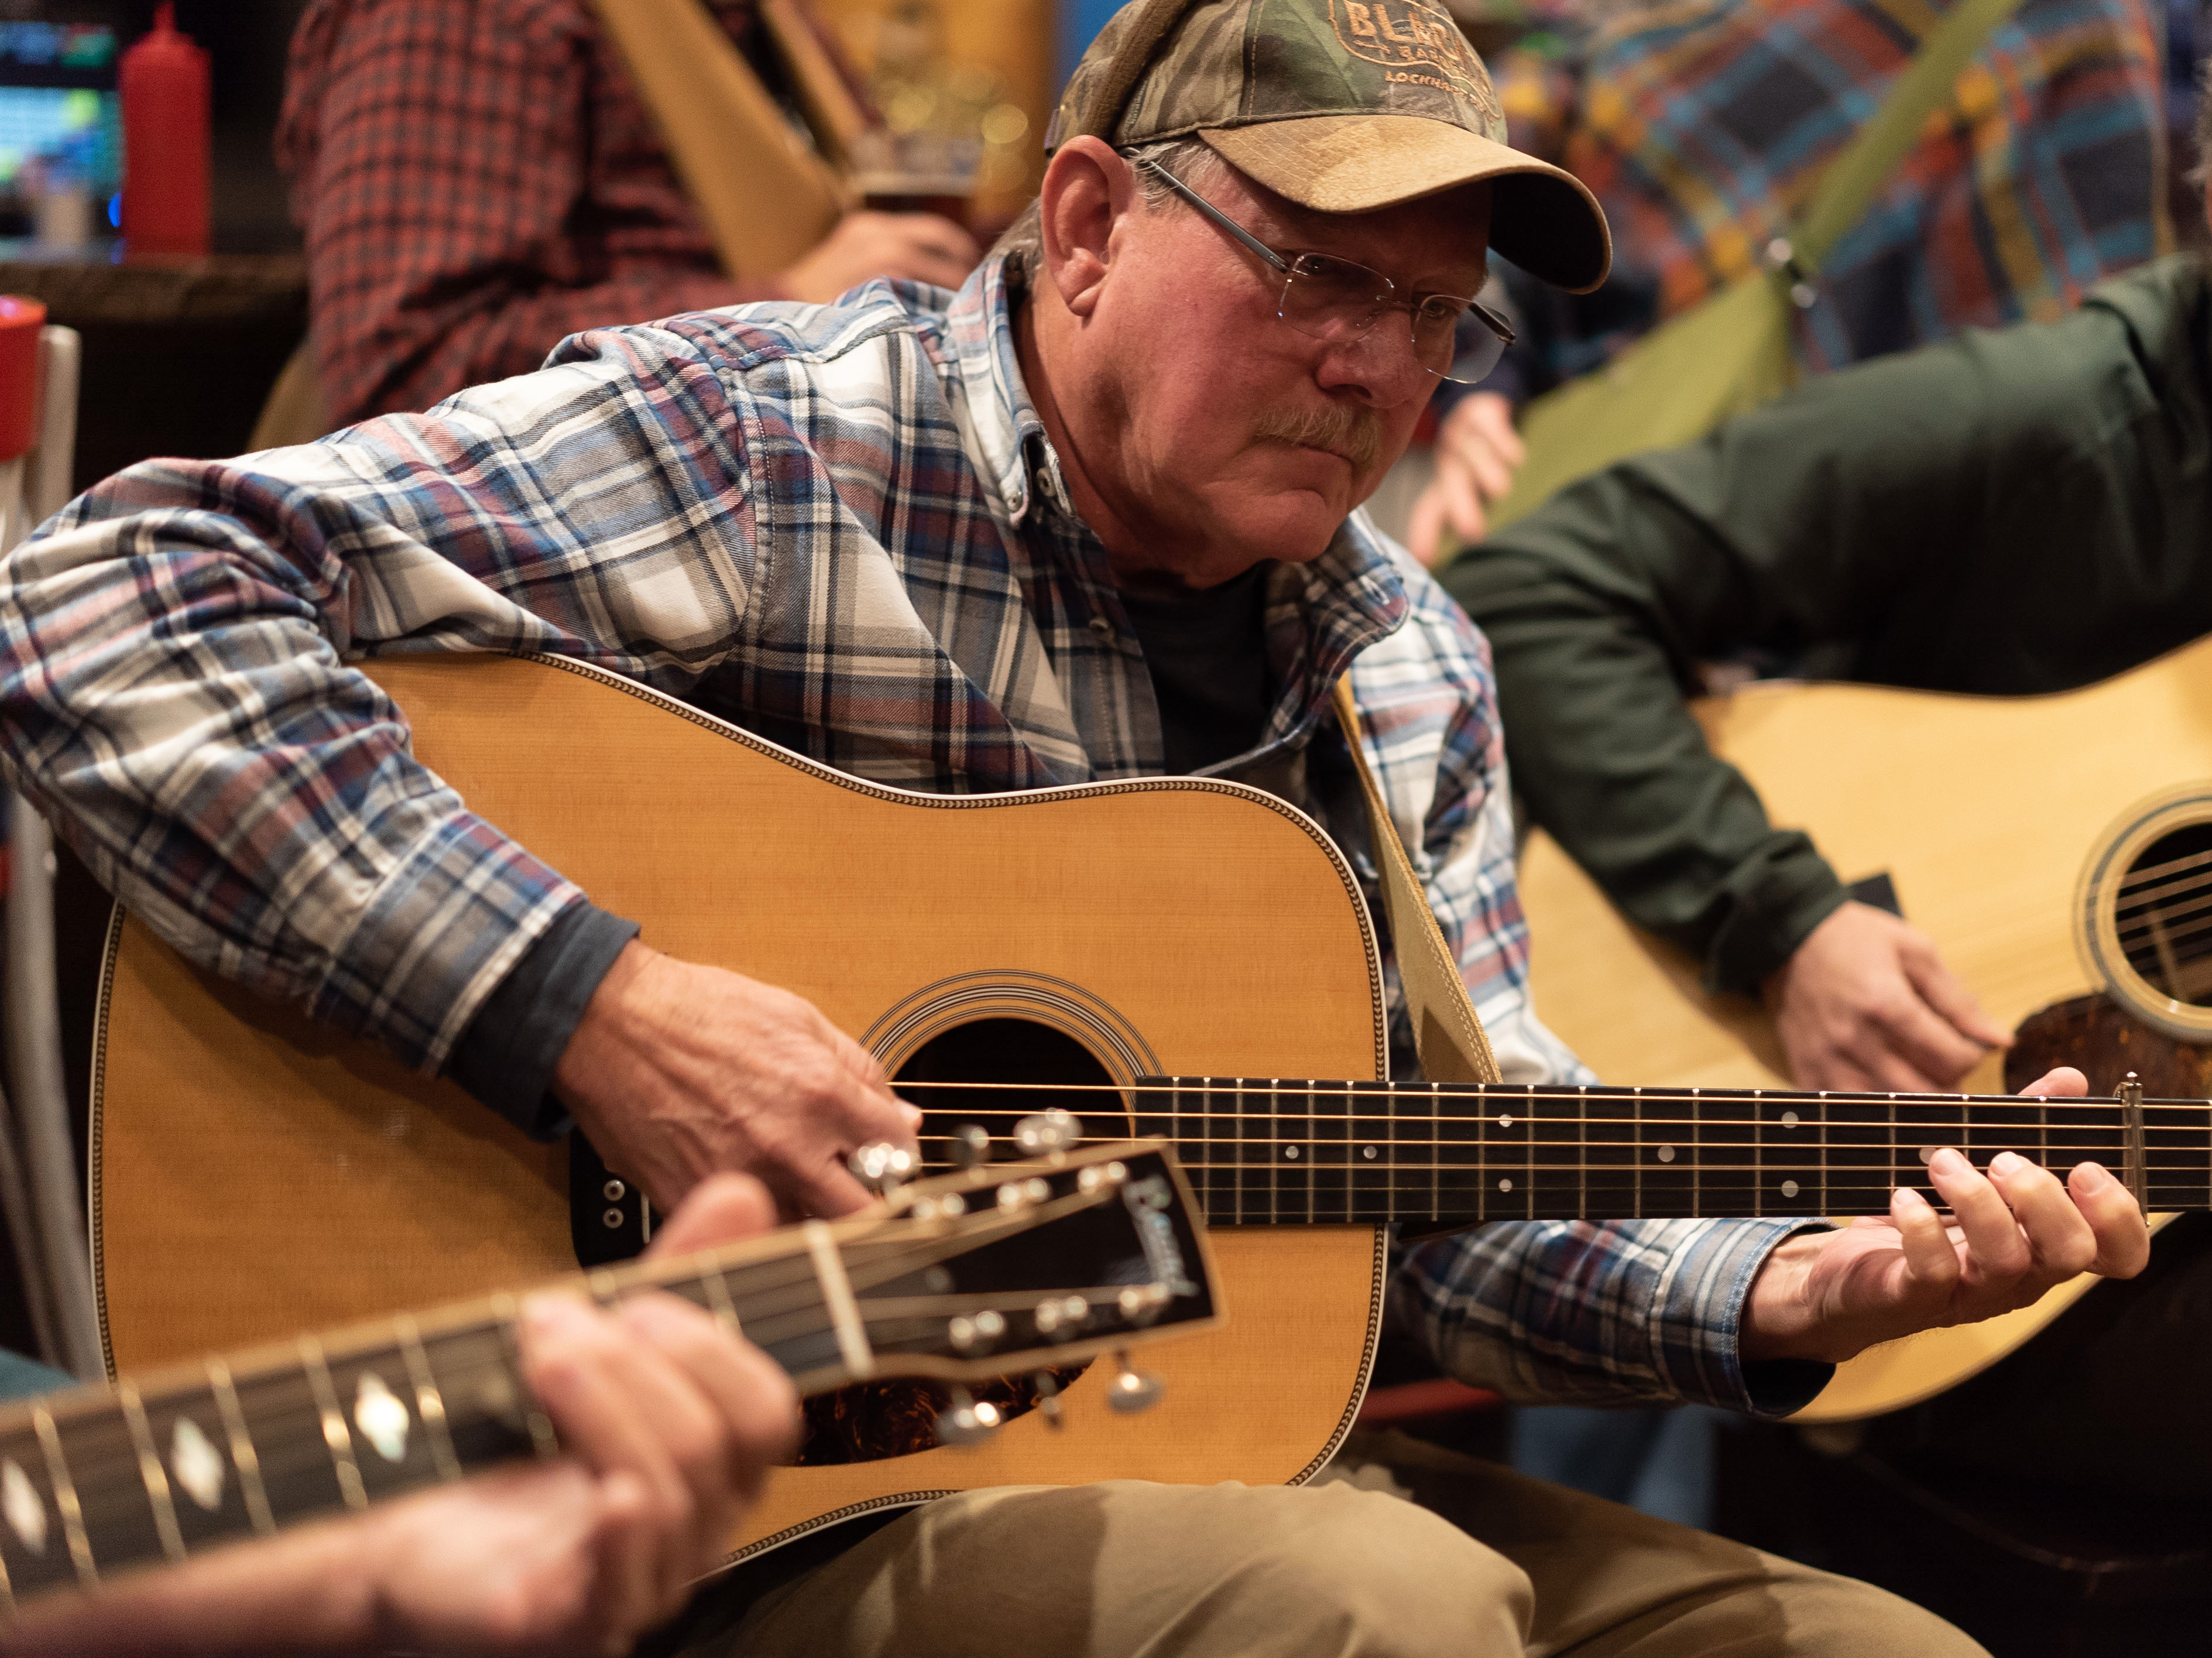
0;1176;800;1658
1398;1067;2151;1413
1432;297;2190;1084
0;321;910;1214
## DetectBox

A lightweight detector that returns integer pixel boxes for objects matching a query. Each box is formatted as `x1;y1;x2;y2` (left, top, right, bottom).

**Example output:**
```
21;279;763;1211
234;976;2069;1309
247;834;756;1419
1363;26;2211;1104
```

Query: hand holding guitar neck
553;940;922;1218
1741;1067;2152;1366
0;1175;801;1658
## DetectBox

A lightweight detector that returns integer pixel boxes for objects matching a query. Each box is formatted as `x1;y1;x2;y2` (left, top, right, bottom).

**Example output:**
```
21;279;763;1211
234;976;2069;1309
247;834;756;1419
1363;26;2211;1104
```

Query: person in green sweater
1440;245;2212;1094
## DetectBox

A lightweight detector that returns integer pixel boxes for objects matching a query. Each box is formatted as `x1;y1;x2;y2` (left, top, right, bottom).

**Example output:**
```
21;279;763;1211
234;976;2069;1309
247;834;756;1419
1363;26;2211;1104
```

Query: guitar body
1518;632;2212;1419
92;653;1390;1559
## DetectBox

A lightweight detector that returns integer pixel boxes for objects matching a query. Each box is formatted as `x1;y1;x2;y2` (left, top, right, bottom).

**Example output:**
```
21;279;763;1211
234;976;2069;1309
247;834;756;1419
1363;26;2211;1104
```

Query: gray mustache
1251;404;1385;471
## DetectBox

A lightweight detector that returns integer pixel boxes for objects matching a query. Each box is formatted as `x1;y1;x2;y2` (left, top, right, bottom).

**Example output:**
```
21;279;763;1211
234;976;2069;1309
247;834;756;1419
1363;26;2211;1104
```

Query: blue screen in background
0;22;121;202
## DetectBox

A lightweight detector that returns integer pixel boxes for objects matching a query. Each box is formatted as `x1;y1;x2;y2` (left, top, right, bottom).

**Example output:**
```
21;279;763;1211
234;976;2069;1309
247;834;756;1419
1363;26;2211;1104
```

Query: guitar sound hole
793;1020;1112;1469
893;1016;1122;1170
2116;822;2212;1008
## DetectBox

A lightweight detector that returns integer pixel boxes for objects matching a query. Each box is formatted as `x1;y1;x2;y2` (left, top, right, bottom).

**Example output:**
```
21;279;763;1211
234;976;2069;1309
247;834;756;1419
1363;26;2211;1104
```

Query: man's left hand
1741;1066;2152;1365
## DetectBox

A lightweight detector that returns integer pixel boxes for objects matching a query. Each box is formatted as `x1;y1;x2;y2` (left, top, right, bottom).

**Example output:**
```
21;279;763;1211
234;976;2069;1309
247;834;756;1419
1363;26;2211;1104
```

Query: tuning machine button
948;1310;1005;1354
848;1142;918;1195
1106;1351;1164;1414
934;1385;1002;1447
947;1123;992;1171
1013;1109;1083;1157
1033;1371;1065;1430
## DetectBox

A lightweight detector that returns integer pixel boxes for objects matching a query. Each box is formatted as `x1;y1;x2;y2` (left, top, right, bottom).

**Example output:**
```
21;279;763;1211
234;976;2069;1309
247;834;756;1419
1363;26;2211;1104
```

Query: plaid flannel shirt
0;256;1810;1414
1486;0;2167;393
276;0;779;426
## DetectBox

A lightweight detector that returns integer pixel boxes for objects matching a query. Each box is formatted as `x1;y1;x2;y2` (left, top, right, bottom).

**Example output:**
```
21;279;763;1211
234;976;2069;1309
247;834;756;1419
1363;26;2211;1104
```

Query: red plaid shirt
278;0;785;424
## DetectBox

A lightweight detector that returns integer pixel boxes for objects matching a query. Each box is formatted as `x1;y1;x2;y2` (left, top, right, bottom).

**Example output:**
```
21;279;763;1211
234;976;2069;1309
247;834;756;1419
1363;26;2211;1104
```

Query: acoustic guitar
90;653;2212;1563
2;1140;1212;1609
1519;631;2212;1419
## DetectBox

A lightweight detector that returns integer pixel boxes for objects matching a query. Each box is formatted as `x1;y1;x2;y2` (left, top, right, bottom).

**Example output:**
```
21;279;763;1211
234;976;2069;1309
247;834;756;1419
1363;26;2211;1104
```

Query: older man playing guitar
0;2;2148;1654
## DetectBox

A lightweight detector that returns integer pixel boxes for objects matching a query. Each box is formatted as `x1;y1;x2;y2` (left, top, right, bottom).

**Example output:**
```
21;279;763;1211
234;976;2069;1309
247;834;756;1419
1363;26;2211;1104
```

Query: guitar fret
116;1383;185;1564
489;1294;560;1458
1690;1090;1702;1217
298;1338;367;1513
1232;1080;1246;1225
1633;1089;1642;1217
699;1266;742;1339
393;1317;462;1484
31;1407;93;1587
1268;1084;1278;1226
1429;1083;1441;1220
1577;1084;1588;1219
1751;1091;1768;1211
206;1357;274;1536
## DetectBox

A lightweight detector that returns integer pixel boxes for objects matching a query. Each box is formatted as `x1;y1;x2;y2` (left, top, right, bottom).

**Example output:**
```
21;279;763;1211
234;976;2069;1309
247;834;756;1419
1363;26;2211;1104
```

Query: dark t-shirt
1117;563;1274;777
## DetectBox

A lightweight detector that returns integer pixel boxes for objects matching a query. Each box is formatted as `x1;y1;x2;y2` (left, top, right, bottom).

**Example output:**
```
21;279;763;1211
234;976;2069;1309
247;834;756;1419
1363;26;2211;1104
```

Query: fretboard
913;1079;2211;1227
0;1229;906;1605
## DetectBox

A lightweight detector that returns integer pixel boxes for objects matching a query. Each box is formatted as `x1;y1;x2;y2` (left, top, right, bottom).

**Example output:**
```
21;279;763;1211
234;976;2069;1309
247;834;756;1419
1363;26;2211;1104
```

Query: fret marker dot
1498;1177;1513;1193
1781;1180;1801;1199
1285;1145;1300;1160
2;1458;45;1555
1498;1114;1513;1128
1362;1145;1377;1160
353;1372;413;1464
1781;1111;1800;1129
1657;1145;1676;1163
170;1416;226;1512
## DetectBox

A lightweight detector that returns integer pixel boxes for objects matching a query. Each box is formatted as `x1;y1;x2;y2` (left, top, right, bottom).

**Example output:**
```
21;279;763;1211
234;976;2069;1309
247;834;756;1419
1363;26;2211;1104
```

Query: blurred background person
275;0;983;428
1395;0;2176;560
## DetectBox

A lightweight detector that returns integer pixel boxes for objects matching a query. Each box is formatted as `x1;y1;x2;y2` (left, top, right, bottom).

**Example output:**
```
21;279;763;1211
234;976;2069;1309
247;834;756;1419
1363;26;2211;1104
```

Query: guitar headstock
811;1140;1218;1394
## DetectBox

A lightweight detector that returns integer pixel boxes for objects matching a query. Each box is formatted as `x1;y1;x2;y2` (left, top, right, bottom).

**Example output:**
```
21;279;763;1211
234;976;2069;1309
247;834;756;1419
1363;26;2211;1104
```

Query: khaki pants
678;1429;1984;1657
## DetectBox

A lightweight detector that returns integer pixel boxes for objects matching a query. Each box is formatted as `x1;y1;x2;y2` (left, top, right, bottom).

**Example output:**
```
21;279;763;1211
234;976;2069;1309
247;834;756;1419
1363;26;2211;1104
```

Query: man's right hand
1764;900;2012;1092
553;941;920;1217
780;210;981;303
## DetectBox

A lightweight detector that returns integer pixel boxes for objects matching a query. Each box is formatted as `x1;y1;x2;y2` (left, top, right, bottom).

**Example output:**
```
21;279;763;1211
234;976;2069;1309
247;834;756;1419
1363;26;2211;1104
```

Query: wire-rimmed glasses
1136;156;1514;386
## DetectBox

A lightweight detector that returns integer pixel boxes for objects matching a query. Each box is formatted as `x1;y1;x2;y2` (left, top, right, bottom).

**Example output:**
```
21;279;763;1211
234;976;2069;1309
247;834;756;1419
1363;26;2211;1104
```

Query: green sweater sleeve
1440;255;2212;994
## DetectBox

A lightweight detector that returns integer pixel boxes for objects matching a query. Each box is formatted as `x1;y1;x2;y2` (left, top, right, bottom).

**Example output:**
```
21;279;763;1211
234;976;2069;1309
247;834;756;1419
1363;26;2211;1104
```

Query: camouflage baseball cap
1045;0;1610;293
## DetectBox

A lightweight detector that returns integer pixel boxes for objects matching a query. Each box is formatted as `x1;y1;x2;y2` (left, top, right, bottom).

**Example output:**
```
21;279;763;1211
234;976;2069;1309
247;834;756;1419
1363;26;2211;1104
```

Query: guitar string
2118;841;2212;893
889;1079;2208;1109
2114;899;2212;952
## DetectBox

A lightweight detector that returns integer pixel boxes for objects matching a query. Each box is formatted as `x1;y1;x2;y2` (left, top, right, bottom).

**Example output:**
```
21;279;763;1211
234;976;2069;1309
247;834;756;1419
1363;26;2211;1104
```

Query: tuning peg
1106;1350;1164;1414
1013;1108;1083;1157
848;1142;918;1195
934;1385;1002;1447
947;1123;992;1171
1033;1371;1065;1430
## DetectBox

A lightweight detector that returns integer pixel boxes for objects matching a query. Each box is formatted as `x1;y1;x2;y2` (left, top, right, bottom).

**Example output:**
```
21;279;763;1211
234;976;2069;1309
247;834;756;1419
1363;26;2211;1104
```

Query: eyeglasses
1135;156;1514;386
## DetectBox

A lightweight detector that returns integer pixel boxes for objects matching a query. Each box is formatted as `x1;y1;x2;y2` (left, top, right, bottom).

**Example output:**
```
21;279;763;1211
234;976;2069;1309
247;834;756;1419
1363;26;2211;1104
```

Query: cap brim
1200;114;1611;295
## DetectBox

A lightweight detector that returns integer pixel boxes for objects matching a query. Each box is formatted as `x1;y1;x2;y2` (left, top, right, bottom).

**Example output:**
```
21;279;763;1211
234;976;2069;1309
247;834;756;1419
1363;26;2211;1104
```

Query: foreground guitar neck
906;1079;2210;1225
0;1145;1212;1610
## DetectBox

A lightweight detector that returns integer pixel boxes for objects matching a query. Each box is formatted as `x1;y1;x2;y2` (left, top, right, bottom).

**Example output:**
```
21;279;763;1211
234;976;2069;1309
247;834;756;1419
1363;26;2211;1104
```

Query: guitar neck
0;1225;912;1605
925;1079;2211;1228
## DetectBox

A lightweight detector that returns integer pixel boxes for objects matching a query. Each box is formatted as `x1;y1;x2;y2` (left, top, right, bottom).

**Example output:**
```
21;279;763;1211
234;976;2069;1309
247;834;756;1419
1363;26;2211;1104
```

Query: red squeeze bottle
120;3;211;258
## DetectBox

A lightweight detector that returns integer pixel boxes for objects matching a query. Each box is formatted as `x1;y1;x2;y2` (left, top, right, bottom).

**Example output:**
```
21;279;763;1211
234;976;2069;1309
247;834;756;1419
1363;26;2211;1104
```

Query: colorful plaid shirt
276;0;780;427
1486;0;2168;394
0;256;1810;1414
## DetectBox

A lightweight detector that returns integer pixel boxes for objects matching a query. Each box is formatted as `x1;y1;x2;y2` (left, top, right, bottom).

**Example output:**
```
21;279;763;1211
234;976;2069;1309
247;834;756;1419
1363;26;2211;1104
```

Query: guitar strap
1330;677;1502;1087
585;0;850;276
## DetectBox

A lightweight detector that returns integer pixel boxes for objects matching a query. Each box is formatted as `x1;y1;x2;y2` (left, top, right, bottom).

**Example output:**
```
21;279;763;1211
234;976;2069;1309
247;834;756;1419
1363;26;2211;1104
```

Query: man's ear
1038;136;1136;318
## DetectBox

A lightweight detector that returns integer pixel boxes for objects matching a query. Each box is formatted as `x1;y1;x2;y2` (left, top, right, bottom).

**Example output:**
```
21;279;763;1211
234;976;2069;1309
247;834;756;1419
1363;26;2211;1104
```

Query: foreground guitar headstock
769;1139;1218;1404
